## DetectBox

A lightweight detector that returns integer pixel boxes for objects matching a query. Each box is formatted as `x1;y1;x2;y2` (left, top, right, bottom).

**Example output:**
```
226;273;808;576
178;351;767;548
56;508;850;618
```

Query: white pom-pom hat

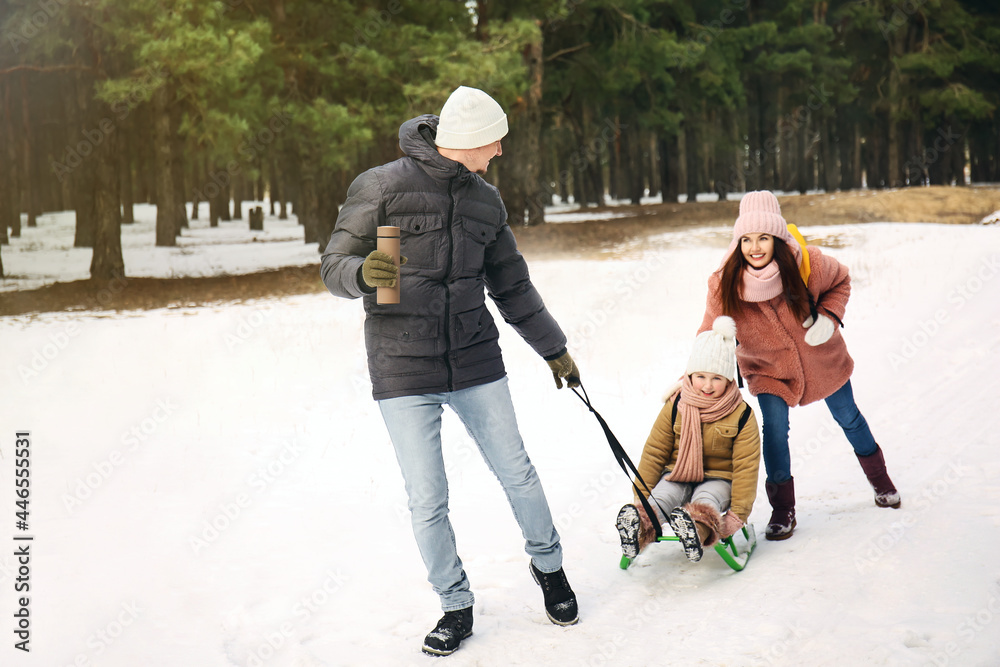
685;316;738;381
435;86;508;150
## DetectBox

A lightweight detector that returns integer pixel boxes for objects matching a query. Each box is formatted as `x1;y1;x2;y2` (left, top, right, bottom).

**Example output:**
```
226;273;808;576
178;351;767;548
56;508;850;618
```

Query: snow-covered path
2;213;999;666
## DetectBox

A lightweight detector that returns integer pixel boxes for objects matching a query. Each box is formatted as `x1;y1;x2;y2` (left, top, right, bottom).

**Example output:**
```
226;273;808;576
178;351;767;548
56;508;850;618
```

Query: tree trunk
795;108;809;194
268;156;280;216
299;148;319;244
626;122;643;204
684;122;699;202
663;133;682;203
169;96;187;231
72;74;96;248
20;74;36;228
0;80;14;243
315;173;337;249
120;121;135;223
232;176;244;220
190;154;200;221
90;108;124;282
153;85;177;246
887;108;901;187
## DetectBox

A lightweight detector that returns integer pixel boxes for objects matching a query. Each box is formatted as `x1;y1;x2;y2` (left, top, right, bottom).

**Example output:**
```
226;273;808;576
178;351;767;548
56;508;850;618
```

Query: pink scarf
666;375;745;483
741;262;782;302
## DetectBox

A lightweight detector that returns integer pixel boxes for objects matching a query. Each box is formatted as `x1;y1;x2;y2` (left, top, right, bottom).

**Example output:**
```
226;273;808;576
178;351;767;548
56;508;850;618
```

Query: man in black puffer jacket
320;86;581;656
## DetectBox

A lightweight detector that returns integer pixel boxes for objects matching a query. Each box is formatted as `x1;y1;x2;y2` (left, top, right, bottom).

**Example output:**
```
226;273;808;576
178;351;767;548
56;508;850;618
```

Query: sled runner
618;523;757;572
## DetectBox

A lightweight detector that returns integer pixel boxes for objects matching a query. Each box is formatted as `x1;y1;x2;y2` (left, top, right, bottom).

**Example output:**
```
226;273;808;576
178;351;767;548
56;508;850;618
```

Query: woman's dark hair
720;237;812;321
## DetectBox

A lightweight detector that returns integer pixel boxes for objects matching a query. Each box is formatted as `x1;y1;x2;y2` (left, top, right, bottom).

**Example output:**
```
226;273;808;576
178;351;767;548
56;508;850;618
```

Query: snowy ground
2;201;1000;666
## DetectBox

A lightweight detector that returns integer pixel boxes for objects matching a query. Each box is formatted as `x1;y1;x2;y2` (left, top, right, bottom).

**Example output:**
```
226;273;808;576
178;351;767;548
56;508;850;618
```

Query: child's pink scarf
666;375;744;483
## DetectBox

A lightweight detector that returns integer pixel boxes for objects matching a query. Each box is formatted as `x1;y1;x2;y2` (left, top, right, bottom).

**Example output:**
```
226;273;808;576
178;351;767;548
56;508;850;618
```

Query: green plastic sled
619;523;757;572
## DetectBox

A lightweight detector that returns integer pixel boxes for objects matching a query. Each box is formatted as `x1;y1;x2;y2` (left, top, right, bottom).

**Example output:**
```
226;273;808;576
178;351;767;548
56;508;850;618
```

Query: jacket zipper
443;176;456;391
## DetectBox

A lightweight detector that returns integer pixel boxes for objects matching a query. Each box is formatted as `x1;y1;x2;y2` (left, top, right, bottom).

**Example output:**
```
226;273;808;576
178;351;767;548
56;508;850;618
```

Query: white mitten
802;315;814;328
804;313;836;346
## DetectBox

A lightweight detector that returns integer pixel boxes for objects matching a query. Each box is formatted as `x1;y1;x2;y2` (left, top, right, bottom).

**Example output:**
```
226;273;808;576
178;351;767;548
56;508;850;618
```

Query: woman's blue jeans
378;377;562;612
757;380;877;484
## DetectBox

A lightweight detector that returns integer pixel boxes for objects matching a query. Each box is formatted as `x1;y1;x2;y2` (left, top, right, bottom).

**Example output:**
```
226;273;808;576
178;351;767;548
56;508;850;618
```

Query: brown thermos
376;225;400;305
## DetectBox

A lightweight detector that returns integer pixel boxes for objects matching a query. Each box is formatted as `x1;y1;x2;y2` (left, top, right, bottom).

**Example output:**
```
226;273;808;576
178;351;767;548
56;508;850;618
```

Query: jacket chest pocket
460;216;498;276
706;424;738;455
390;214;445;270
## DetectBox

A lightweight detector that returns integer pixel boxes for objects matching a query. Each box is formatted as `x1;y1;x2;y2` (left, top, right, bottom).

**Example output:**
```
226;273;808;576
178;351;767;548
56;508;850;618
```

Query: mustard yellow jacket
635;399;761;522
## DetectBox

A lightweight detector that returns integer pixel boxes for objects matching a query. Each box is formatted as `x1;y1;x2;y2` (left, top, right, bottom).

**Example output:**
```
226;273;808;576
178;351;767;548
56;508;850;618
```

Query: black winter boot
765;478;796;541
422;606;474;656
856;445;901;508
529;563;579;626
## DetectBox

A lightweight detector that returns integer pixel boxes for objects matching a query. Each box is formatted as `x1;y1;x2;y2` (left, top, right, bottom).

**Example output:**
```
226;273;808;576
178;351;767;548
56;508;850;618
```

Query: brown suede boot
637;503;656;552
856;445;901;508
765;478;796;541
685;502;722;548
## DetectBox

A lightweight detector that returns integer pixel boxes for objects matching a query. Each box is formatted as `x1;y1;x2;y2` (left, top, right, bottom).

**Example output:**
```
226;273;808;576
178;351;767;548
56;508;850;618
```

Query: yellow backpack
787;223;811;286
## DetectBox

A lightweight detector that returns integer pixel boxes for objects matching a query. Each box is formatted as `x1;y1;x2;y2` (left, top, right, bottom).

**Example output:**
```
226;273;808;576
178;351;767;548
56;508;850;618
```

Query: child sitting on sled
617;316;761;562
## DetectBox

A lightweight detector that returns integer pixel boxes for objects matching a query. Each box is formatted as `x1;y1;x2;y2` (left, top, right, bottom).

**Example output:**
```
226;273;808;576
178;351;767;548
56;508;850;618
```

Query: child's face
690;372;731;399
740;232;774;268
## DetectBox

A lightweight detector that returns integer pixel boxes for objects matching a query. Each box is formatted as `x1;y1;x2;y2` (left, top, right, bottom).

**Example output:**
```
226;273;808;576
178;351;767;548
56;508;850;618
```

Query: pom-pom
712;315;737;340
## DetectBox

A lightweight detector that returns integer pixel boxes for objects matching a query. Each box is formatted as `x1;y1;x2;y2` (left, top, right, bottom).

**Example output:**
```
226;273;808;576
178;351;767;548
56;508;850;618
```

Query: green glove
546;351;581;389
360;250;407;288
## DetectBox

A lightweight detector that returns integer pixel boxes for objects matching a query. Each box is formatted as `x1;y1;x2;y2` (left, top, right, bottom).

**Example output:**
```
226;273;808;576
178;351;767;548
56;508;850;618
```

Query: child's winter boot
685;502;722;548
666;507;704;562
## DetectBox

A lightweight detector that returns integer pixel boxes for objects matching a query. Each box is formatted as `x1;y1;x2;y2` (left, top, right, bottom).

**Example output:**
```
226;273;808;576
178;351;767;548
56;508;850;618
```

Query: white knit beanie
435;86;508;150
685;316;738;381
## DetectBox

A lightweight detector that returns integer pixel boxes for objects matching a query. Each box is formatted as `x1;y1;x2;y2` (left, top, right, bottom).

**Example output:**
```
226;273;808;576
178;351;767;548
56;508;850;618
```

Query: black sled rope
571;383;664;539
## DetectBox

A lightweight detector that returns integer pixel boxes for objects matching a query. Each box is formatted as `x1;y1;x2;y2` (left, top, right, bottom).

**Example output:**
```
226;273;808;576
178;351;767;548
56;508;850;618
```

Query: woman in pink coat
699;191;900;540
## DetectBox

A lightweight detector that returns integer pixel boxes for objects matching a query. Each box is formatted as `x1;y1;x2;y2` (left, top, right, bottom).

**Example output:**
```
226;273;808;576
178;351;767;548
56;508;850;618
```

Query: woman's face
740;233;774;268
690;372;730;399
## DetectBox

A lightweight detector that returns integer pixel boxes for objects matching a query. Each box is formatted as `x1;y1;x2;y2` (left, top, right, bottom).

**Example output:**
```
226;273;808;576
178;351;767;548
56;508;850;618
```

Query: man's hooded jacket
321;115;567;400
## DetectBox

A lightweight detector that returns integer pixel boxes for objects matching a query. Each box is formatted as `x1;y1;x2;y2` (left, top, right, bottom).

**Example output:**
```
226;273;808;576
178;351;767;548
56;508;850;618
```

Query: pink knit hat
721;191;801;266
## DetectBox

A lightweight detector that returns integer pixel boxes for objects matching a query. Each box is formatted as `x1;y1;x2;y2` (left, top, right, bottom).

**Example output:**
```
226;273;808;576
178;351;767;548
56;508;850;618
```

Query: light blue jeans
758;379;878;484
378;377;562;612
